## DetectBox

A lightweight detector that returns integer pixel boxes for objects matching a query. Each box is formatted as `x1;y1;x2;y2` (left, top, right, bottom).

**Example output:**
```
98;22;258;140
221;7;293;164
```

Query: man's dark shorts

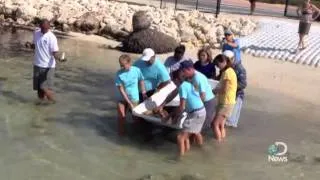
33;65;55;91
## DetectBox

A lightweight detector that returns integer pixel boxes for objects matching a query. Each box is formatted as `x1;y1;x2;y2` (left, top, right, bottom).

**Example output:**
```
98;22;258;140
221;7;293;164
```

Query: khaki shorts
118;101;138;110
216;104;234;118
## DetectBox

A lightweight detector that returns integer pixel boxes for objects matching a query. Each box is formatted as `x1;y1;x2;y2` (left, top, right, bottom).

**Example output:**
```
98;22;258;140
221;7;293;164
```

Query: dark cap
224;29;233;36
180;60;194;70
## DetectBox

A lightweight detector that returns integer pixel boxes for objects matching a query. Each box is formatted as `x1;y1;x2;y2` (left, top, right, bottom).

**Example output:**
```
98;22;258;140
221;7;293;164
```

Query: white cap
223;50;234;59
141;48;155;61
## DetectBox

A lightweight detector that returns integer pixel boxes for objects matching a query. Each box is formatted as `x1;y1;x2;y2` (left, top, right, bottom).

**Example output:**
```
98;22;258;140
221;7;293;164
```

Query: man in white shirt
31;19;60;104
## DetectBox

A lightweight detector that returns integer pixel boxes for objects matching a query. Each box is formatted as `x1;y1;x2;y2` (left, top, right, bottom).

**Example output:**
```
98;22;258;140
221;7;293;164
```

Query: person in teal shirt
174;80;206;157
180;60;215;131
133;48;171;99
115;54;146;136
133;48;171;142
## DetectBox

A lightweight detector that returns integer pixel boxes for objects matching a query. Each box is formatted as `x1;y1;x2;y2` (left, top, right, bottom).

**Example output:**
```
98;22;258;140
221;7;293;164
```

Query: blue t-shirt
133;58;170;92
222;38;241;64
179;81;204;113
115;66;144;103
192;71;215;102
193;61;216;79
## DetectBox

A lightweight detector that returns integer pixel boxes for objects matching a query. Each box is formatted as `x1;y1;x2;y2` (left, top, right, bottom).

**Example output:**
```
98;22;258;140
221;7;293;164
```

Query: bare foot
221;129;226;139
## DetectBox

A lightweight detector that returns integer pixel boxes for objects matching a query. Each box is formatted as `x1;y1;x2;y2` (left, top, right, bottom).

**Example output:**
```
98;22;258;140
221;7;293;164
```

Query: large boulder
74;12;99;32
132;11;151;32
121;29;178;54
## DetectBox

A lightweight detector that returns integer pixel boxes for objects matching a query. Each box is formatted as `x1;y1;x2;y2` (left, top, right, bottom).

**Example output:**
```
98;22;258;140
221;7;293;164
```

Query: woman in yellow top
212;54;237;142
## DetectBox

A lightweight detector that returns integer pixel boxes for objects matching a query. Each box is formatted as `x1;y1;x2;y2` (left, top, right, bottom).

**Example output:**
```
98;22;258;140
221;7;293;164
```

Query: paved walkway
241;19;320;67
115;0;298;17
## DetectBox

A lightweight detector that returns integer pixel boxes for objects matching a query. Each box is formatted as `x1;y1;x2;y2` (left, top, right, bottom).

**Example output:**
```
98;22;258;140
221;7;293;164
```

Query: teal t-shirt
133;58;170;92
115;66;144;103
179;81;204;113
192;71;214;102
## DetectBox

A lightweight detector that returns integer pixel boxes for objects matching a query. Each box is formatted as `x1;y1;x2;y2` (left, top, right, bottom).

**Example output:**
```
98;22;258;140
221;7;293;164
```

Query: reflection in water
0;29;320;180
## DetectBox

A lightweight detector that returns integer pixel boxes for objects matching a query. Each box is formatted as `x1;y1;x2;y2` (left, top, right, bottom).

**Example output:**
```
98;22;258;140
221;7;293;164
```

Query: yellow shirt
218;67;237;105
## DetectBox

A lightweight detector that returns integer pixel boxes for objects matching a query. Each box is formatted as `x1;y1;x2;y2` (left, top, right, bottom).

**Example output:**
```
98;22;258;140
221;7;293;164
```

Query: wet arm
312;4;320;20
159;88;179;107
118;85;133;106
200;92;206;102
297;6;301;16
139;80;146;95
52;52;60;61
157;80;170;91
173;98;186;122
227;39;240;48
214;79;226;94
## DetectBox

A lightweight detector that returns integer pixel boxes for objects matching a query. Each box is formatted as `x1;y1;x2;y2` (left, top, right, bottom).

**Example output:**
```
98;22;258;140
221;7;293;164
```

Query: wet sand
0;30;320;180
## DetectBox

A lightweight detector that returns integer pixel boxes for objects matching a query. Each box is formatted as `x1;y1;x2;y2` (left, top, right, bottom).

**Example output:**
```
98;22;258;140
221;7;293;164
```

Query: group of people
115;30;247;156
29;18;247;157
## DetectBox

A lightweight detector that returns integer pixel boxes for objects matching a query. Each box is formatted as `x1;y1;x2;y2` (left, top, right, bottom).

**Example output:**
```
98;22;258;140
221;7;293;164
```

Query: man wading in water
29;19;62;104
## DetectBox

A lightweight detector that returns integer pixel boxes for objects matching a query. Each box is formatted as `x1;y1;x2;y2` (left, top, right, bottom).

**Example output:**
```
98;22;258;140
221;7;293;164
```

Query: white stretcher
132;79;219;129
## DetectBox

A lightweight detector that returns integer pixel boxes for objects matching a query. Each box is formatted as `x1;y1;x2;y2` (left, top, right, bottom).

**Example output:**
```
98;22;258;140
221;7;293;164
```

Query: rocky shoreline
0;0;258;49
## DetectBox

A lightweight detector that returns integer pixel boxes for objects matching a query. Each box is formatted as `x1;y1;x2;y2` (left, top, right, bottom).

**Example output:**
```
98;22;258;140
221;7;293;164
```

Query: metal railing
159;0;295;18
159;0;221;17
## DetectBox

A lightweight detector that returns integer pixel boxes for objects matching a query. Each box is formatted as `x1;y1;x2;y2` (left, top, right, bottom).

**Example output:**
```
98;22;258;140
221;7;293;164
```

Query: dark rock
132;11;151;32
74;12;100;32
12;8;23;21
99;23;129;41
32;17;42;26
121;29;178;54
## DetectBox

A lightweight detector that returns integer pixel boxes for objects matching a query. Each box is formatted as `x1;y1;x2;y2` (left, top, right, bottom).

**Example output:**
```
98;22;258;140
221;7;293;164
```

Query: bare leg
117;102;127;136
221;118;226;139
213;114;225;142
298;33;304;49
184;133;190;152
177;132;186;156
302;34;307;49
43;88;55;103
194;133;204;146
37;89;45;100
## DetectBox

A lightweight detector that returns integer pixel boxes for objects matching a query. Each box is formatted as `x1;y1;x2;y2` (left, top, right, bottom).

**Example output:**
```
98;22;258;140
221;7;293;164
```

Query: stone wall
0;0;258;48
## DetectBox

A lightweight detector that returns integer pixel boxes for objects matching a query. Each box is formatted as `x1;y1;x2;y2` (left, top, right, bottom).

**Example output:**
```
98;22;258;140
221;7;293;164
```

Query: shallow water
0;30;320;180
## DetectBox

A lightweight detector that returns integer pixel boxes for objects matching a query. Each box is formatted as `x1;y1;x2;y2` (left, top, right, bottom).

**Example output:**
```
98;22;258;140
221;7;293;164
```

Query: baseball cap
224;29;233;36
223;50;234;60
180;60;194;70
141;48;155;61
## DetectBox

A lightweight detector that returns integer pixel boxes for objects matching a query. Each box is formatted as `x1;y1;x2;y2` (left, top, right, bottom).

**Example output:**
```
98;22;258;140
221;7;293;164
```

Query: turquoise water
0;29;319;180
